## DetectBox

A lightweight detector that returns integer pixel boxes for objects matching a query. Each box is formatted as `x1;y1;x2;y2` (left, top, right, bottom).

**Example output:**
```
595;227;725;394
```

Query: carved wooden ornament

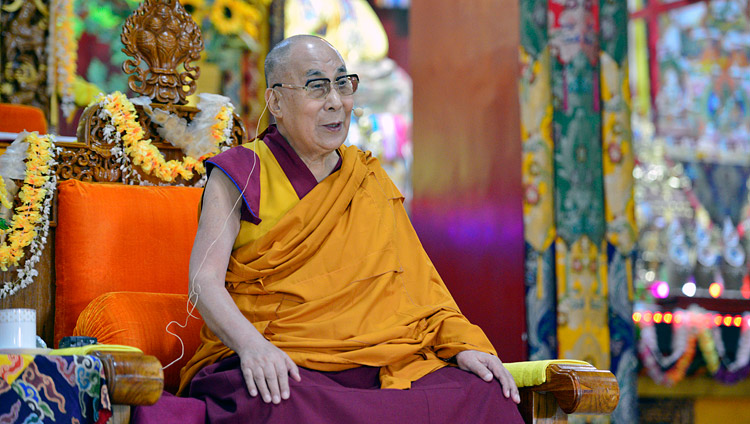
1;0;49;112
121;0;204;105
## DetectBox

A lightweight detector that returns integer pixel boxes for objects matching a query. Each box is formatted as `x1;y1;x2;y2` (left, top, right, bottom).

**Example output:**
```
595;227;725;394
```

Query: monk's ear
265;88;282;119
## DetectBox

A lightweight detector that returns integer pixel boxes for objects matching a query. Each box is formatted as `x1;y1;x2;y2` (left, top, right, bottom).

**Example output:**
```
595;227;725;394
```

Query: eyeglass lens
307;75;358;98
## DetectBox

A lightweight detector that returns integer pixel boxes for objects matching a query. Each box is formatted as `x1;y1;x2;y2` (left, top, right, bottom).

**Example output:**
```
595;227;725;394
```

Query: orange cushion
0;103;48;134
74;291;204;394
54;179;203;348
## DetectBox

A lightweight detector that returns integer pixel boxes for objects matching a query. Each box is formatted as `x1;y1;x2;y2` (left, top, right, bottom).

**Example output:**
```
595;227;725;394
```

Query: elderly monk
176;35;523;423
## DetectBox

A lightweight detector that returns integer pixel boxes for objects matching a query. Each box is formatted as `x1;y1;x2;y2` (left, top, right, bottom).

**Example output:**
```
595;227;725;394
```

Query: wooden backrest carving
121;0;203;105
60;0;246;185
65;103;246;184
0;0;50;113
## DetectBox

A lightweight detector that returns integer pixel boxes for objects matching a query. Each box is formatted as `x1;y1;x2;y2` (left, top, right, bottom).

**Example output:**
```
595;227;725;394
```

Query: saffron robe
178;126;497;394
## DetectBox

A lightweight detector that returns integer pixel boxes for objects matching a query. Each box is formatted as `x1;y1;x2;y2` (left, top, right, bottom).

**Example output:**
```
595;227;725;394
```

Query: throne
2;0;618;422
53;0;244;387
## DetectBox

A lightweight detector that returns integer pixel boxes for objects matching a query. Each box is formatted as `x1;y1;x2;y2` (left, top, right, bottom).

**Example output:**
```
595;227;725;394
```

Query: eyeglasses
272;74;359;99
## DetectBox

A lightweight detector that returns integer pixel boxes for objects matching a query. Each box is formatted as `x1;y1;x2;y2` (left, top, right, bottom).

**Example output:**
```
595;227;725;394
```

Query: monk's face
272;39;354;158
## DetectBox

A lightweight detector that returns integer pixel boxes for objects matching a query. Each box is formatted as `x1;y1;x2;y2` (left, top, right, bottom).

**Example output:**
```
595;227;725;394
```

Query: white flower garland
97;93;233;186
640;320;691;367
110;143;208;188
638;307;750;385
712;313;750;373
638;320;696;386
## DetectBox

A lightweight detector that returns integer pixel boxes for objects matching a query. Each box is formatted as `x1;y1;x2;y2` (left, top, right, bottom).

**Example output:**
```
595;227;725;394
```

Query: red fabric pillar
410;0;526;361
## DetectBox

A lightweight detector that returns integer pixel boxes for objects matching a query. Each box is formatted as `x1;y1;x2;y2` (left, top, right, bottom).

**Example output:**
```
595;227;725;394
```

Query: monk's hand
237;337;301;404
455;350;520;404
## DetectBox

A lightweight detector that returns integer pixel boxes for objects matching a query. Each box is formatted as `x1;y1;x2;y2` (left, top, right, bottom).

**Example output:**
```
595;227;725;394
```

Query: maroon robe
135;359;523;423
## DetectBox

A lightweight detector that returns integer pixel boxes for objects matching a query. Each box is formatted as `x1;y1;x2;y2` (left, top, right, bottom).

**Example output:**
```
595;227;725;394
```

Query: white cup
0;308;36;349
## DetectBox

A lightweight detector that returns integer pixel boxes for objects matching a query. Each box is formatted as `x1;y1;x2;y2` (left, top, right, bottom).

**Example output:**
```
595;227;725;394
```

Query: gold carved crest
120;0;204;105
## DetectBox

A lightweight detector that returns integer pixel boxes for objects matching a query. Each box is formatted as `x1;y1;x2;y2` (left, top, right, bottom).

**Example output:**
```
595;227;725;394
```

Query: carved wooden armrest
92;350;164;405
518;363;619;423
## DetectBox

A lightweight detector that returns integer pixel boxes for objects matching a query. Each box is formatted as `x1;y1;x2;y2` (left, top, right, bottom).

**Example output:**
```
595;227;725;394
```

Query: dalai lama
139;35;524;424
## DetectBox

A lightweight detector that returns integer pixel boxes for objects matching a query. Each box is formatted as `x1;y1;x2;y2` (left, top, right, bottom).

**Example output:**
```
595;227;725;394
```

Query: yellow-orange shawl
179;145;495;394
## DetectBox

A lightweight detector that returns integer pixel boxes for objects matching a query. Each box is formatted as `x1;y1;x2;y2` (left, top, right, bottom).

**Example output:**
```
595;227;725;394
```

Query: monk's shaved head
264;35;339;87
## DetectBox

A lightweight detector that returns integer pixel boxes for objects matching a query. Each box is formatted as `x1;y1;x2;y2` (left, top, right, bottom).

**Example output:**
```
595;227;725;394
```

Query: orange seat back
0;103;48;134
54;179;203;348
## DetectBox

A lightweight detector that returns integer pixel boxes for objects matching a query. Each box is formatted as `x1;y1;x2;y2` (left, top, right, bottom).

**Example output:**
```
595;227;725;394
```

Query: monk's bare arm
189;170;300;404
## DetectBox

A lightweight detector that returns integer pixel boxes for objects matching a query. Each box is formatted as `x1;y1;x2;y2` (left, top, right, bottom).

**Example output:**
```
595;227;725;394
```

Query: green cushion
505;359;591;387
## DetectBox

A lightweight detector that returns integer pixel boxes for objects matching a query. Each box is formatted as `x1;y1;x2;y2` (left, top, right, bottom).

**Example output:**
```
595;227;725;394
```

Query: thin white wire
163;103;268;371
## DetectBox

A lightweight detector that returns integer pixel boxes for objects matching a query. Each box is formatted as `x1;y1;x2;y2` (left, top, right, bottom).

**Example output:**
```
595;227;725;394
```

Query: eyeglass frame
271;74;360;99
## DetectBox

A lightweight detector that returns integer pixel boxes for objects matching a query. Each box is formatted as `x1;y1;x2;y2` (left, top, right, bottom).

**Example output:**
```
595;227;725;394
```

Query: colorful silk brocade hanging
520;1;636;422
520;0;557;363
551;14;610;422
548;0;610;380
0;354;112;423
600;1;638;422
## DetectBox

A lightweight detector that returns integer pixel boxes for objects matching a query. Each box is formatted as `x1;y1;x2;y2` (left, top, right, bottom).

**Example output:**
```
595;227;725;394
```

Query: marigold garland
0;176;13;210
638;322;697;386
662;335;697;385
0;133;57;299
96;91;233;183
698;328;720;374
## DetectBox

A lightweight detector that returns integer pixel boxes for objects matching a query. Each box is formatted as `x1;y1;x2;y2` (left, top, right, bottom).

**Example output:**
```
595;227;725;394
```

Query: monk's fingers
461;355;494;382
486;359;520;403
262;363;282;404
241;367;259;397
285;356;302;382
485;357;508;384
274;361;291;401
501;370;521;404
252;366;273;403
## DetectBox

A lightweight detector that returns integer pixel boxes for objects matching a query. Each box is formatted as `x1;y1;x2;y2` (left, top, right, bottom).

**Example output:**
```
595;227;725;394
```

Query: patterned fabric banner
520;0;558;362
600;0;638;421
520;0;636;422
0;354;111;423
548;0;610;372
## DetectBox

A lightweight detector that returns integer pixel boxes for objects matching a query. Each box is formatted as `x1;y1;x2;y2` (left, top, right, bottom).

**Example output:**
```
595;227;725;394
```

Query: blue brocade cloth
0;354;111;423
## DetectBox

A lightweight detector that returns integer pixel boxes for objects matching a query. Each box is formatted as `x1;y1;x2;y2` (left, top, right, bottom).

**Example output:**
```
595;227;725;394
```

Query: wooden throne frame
69;0;246;185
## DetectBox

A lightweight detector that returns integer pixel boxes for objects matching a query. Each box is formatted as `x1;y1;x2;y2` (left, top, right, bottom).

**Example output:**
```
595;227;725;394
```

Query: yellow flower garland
0;176;12;210
0;133;55;272
97;91;232;182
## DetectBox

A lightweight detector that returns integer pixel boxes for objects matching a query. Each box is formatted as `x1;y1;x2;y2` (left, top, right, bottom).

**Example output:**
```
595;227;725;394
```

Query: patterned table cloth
0;353;111;423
